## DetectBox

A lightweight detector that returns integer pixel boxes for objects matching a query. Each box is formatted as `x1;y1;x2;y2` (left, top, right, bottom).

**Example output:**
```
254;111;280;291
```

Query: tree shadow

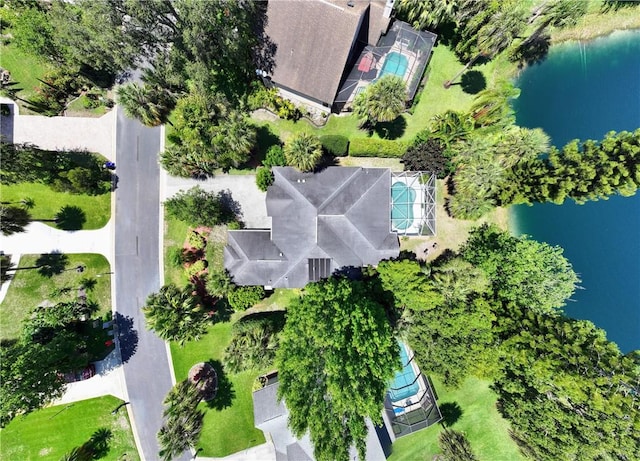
460;71;486;94
314;153;339;173
36;252;69;277
205;359;235;410
55;205;86;230
439;401;463;427
252;125;281;167
217;189;243;223
516;34;551;67
114;312;138;364
374;116;407;140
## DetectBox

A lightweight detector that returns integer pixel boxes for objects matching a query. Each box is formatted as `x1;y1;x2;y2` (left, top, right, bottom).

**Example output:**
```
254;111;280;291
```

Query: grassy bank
389;376;523;461
551;2;640;43
0;253;112;341
0;182;111;230
0;42;52;113
0;396;139;461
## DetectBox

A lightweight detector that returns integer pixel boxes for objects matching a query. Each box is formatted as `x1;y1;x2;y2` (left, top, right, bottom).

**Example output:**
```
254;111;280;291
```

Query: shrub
51;163;111;195
348;138;408;158
402;138;453;178
256;167;274;192
185;260;207;278
227;285;265;311
164;187;235;227
319;135;349;156
167;247;184;268
227;220;243;230
262;145;286;168
187;230;207;250
206;270;234;298
284;133;323;172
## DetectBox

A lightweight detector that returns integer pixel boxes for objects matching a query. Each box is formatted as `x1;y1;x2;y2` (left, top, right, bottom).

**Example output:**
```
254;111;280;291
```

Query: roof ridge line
273;168;317;210
317;167;363;212
343;168;389;216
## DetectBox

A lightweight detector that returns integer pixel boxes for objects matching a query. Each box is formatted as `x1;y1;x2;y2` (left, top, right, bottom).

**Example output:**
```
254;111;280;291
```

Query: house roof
225;167;399;288
264;0;390;106
253;381;388;461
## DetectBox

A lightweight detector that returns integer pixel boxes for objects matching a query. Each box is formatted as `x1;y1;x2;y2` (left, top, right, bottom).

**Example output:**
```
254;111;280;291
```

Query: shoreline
550;6;640;44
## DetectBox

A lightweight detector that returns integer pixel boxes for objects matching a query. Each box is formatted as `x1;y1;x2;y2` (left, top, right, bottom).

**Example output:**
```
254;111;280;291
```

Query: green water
510;30;640;353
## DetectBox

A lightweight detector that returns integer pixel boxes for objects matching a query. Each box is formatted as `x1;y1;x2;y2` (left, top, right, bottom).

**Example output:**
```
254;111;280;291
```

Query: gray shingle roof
225;167;399;288
264;0;391;107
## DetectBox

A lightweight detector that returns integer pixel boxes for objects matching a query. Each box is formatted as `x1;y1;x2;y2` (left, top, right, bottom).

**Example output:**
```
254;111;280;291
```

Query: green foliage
11;7;58;59
438;427;478;461
227;286;265;311
396;0;458;29
402;137;451;178
469;80;520;129
142;284;210;345
319;135;349;156
185;260;207;279
158;380;204;461
353;75;406;126
255;167;274;192
0;204;30;236
503;129;640;206
348;138;408;158
205;270;234;298
284;133;323;172
164;187;235;227
187;230;207;250
168;247;185;268
276;277;399;461
247;83;302;120
376;259;442;312
51;164;111;196
262;145;286;168
116;82;175;127
461;224;579;314
223;312;285;373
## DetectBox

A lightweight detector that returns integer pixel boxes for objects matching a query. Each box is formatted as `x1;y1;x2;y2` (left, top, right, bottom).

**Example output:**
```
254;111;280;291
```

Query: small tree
142;284;210;345
262;145;287;168
255;167;274;191
438;427;478;461
284;133;323;172
353;75;406;126
402;138;451;178
164;187;235;227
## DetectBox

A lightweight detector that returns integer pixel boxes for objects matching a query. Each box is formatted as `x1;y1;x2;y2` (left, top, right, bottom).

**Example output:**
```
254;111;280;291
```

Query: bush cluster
348;138;408;158
255;167;274;192
227;285;265;311
319;135;349;156
247;83;302;120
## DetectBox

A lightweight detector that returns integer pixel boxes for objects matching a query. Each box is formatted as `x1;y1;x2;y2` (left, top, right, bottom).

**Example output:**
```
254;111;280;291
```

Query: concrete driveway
163;173;270;229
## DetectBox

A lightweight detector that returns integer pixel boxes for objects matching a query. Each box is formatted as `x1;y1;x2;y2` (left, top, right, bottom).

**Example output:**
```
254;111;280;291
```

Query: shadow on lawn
205;359;235;411
439;401;463;427
36;252;69;277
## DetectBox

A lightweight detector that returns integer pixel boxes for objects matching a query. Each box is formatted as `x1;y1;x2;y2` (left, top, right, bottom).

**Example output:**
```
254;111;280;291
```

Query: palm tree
116;82;174;127
430;110;475;149
396;0;459;30
0;204;31;235
142;284;209;345
353;75;406;126
215;111;257;171
284;133;323;172
469;80;520;128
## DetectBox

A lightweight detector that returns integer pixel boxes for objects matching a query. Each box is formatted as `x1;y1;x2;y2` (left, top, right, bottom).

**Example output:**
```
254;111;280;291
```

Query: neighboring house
263;0;437;113
263;0;394;112
252;342;442;461
224;167;435;289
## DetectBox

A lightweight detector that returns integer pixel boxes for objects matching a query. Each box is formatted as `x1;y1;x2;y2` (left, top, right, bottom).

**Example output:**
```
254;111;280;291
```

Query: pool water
388;342;419;402
391;181;415;230
380;52;408;79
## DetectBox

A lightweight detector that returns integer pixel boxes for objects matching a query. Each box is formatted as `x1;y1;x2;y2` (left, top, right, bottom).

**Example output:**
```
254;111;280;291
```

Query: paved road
114;107;187;461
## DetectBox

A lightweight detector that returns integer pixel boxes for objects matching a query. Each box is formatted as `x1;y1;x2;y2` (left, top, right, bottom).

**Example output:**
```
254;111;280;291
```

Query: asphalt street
114;107;188;461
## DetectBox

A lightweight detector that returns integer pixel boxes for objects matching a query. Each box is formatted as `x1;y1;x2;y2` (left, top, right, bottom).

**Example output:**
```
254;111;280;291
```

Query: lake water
510;30;640;353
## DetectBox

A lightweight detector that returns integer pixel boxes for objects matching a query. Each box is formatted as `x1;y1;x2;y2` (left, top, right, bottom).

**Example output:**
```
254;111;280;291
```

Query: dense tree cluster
276;277;399;461
164;187;237;228
158;380;204;461
369;225;639;459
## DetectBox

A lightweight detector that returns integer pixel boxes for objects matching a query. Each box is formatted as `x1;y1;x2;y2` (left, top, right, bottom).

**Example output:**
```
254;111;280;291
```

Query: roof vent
347;0;354;6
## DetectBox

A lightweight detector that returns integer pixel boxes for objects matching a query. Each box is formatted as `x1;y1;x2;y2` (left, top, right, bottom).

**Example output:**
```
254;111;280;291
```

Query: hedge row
348;138;408;158
319;135;349;156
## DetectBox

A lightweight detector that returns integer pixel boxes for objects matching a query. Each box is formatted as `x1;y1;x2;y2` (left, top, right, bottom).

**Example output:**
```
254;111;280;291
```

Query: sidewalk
196;442;276;461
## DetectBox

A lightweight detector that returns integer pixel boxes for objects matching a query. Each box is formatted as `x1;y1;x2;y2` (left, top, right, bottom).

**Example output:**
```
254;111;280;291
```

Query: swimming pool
388;342;420;402
379;52;409;79
391;181;415;231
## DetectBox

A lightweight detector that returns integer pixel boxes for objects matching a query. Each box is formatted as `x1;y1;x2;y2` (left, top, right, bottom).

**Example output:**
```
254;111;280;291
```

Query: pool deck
391;177;425;235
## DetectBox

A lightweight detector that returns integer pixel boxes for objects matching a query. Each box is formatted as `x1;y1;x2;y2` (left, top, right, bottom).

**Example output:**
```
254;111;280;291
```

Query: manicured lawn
0;395;139;461
0;182;111;230
0;42;52;112
252;288;300;312
0;253;112;341
170;321;267;457
65;95;109;117
163;215;191;287
389;376;523;461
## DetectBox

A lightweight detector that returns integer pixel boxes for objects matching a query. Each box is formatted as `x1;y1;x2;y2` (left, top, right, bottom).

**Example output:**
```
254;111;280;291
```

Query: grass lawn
389;376;523;461
0;395;139;461
0;253;112;341
170;321;266;457
163;216;191;287
0;182;111;230
551;1;640;43
65;95;110;118
0;42;52;113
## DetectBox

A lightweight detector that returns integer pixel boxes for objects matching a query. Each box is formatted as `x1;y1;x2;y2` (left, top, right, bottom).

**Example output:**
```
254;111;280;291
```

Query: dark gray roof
253;381;286;426
264;0;391;106
225;167;399;287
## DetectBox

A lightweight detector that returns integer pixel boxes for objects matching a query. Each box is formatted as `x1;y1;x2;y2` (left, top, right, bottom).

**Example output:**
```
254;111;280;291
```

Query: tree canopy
353;75;406;126
164;186;236;227
276;277;399;461
283;133;324;172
